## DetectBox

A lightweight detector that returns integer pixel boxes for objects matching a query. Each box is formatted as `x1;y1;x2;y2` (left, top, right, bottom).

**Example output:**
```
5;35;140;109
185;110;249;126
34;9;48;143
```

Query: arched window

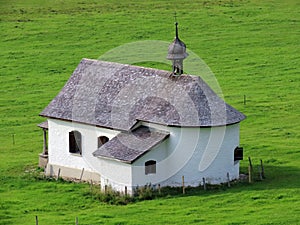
145;160;156;175
69;131;82;155
98;136;109;148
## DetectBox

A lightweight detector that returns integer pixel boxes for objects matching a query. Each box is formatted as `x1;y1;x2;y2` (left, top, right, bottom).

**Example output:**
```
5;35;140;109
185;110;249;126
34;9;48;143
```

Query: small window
145;160;156;175
98;136;109;148
69;131;82;154
234;147;243;161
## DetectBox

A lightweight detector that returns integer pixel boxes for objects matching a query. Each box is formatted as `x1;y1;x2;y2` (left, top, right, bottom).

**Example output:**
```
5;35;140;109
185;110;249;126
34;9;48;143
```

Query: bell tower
166;20;188;76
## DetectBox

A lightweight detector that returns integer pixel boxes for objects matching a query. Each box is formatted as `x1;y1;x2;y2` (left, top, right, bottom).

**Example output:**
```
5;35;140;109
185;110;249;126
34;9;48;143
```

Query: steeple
166;19;188;76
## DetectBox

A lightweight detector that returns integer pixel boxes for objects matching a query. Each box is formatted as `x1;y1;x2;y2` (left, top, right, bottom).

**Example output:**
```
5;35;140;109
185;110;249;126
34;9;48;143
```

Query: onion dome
167;22;188;60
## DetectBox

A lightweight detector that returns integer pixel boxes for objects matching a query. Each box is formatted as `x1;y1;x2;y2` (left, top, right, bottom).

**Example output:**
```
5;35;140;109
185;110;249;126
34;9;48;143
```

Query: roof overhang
37;121;48;129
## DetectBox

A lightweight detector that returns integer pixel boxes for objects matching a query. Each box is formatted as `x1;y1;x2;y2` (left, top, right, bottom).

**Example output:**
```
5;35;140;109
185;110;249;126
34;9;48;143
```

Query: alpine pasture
0;0;299;224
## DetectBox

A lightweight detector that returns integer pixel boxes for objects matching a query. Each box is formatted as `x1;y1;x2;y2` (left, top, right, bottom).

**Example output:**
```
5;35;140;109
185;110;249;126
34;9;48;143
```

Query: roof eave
39;115;130;132
93;154;132;164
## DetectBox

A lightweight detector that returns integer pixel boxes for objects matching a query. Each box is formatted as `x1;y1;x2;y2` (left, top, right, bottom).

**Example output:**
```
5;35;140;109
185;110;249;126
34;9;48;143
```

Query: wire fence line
35;216;79;225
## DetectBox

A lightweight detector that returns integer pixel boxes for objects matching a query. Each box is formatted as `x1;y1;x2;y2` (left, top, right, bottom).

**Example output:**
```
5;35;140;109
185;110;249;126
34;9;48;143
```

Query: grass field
0;0;299;224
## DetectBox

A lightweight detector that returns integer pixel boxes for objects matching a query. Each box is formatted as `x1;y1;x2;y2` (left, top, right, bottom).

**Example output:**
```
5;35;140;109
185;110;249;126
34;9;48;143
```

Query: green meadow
0;0;299;224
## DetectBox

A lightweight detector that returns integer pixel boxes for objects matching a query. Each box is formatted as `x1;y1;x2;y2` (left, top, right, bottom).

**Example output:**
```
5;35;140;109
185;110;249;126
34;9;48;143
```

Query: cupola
167;22;188;76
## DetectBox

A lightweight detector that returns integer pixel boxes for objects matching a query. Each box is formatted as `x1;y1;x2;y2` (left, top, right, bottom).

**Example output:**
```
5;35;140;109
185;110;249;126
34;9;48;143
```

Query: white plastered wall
46;119;129;185
132;123;240;188
46;118;241;192
96;157;132;193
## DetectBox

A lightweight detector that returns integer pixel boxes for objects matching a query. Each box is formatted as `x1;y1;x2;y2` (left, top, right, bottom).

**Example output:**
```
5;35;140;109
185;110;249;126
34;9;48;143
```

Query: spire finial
174;12;178;39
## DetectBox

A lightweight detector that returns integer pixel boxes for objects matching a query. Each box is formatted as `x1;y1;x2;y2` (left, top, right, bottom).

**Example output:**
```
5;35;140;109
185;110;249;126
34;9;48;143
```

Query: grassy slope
0;0;299;224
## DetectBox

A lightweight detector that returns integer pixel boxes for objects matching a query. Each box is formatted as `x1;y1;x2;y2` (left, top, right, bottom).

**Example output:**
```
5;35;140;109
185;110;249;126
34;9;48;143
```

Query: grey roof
38;121;48;129
92;126;169;163
40;58;245;131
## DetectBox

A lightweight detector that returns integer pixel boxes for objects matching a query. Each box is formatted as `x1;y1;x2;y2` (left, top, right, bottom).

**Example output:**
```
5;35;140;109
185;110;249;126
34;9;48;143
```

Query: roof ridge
81;58;205;80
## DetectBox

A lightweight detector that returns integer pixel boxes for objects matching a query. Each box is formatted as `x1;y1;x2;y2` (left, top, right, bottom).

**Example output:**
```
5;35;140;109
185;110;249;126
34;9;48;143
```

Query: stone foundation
45;164;101;184
38;153;48;168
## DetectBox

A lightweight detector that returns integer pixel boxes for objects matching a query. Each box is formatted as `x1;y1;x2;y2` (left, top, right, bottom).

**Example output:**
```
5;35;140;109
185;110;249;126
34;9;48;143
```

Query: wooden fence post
258;165;263;181
227;172;231;187
248;165;252;183
56;168;61;181
79;168;84;181
35;215;38;225
202;177;207;191
260;159;265;179
75;217;78;225
248;156;253;183
125;186;127;195
182;176;185;194
248;157;253;171
158;184;161;195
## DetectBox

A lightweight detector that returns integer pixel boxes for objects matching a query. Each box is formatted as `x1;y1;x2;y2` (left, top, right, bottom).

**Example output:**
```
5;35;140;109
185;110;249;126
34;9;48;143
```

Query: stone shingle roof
92;126;169;163
40;58;245;131
38;121;48;129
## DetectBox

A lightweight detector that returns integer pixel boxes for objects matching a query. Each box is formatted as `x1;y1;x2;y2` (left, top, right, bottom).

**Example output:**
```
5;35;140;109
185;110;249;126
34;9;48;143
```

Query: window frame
69;130;82;155
97;135;109;148
234;146;243;161
145;160;156;175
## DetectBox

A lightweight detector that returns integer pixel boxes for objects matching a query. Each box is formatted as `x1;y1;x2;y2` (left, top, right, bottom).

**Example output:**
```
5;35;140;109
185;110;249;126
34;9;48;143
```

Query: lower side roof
92;126;169;163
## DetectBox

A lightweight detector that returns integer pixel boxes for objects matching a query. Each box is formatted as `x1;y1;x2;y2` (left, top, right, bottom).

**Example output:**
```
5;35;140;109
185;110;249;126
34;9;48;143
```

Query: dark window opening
234;147;243;161
69;131;82;154
145;160;156;175
98;136;109;148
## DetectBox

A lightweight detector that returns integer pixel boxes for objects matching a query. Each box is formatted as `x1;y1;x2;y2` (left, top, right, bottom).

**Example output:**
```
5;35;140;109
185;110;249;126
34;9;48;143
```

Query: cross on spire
174;12;178;39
